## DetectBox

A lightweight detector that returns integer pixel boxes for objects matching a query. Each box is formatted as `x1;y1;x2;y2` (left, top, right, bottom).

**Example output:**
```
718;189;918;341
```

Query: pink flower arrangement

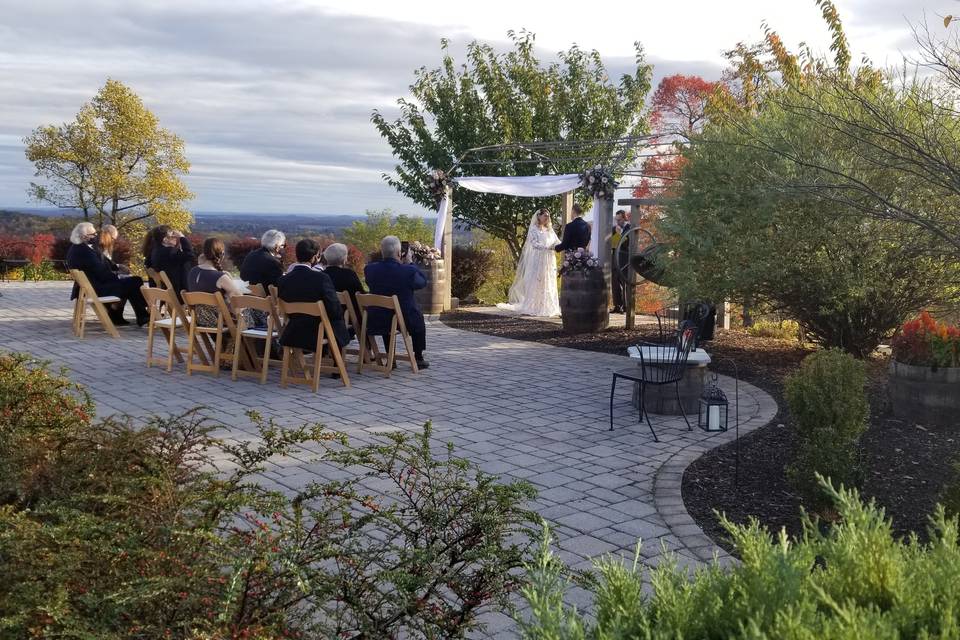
559;248;599;275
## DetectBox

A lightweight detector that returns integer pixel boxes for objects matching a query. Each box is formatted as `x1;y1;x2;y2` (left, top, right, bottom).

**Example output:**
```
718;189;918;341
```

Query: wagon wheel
614;227;669;286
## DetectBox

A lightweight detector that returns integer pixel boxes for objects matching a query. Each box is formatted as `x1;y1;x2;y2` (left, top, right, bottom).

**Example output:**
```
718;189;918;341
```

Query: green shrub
452;244;495;301
520;477;960;639
474;232;517;305
747;318;801;341
0;353;536;638
785;349;868;508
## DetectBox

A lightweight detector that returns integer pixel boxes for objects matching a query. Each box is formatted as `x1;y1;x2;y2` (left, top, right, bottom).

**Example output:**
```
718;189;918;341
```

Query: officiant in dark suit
277;239;349;351
364;235;429;369
555;204;591;252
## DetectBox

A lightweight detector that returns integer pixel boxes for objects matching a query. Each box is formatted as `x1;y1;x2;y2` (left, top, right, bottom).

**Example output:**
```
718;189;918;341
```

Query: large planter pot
414;259;446;315
560;269;609;334
889;360;960;427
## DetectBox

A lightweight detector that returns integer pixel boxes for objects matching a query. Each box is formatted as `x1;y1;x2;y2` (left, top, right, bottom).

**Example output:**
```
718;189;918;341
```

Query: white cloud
0;0;945;215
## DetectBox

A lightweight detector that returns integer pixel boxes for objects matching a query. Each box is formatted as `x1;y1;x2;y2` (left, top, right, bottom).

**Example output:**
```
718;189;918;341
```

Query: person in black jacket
554;203;591;253
240;229;285;291
322;242;364;330
277;239;349;352
66;222;147;326
147;225;194;299
364;235;429;369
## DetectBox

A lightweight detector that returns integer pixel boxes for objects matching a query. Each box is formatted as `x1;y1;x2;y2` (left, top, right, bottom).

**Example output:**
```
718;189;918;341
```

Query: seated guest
99;224;129;275
147;225;194;299
240;229;285;290
66;222;147;326
277;239;349;352
363;235;429;369
187;238;245;327
322;242;364;326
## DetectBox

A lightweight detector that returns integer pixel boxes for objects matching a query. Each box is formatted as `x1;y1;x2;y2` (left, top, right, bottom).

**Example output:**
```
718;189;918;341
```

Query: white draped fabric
432;174;583;253
433;195;449;252
588;197;601;258
453;174;582;197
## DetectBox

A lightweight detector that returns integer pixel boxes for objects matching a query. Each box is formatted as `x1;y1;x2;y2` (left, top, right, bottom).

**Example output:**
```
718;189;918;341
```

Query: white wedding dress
497;213;561;317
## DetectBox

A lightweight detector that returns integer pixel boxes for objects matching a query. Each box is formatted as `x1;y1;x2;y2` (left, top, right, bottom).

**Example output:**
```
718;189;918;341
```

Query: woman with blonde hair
65;221;147;326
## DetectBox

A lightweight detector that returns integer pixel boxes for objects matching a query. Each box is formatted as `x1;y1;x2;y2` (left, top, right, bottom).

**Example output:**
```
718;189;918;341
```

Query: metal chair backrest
636;320;699;384
655;301;710;346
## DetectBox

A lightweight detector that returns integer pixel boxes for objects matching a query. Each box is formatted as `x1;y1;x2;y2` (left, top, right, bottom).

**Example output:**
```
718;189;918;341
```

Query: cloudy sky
0;0;952;216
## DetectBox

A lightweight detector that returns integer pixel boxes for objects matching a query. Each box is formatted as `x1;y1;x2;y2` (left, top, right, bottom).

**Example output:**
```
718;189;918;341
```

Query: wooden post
442;187;453;311
560;191;574;232
595;197;614;274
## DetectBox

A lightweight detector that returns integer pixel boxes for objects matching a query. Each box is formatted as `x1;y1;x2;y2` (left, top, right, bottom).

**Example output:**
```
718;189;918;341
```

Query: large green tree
372;32;652;259
24;79;193;233
662;3;960;355
341;209;433;255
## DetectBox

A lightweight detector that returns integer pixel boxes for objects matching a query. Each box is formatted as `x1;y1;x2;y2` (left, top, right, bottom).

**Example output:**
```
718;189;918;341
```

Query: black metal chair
655;301;713;347
610;321;699;442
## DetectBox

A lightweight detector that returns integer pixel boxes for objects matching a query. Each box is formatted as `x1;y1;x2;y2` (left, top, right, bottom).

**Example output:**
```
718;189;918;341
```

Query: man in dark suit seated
277;239;349;352
322;242;364;334
240;229;286;290
554;203;592;253
363;235;429;369
65;222;148;326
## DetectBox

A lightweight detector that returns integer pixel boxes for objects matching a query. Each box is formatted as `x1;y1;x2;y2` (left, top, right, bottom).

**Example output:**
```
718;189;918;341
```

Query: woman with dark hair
187;237;245;327
148;225;194;299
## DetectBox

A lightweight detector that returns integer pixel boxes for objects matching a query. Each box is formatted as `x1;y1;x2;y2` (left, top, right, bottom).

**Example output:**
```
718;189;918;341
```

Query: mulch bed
441;309;960;551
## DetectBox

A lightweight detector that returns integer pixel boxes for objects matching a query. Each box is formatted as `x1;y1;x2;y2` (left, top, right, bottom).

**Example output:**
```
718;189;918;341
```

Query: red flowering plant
891;311;960;368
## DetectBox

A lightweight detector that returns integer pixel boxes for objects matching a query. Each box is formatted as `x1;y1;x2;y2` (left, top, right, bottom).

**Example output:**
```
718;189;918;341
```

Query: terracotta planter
560;269;609;334
414;259;446;315
889;360;960;427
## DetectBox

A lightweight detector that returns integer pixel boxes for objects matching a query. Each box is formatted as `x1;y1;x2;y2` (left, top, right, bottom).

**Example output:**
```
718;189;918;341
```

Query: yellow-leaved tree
24;79;193;233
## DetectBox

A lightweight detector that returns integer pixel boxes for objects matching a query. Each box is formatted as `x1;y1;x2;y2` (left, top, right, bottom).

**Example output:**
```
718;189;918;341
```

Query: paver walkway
0;282;777;635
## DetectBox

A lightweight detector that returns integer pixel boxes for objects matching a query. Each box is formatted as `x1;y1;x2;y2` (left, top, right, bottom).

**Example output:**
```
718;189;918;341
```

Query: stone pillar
442;187;453;310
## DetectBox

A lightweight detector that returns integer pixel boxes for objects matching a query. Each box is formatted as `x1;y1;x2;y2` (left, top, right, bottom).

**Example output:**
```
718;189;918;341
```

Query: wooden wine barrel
560;269;609;334
414;259;446;314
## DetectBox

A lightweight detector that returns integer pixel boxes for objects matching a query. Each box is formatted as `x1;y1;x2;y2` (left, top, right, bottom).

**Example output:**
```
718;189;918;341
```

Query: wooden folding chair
248;283;266;297
158;271;212;366
230;294;281;384
70;269;121;339
277;300;350;391
141;285;184;371
356;293;419;377
181;290;249;377
337;291;384;370
145;267;163;288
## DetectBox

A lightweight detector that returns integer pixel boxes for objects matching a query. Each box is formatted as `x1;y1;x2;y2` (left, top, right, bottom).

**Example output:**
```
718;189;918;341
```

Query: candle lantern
698;375;728;432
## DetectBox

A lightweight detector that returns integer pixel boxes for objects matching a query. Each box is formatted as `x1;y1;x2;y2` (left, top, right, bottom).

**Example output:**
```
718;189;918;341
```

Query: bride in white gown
497;208;561;317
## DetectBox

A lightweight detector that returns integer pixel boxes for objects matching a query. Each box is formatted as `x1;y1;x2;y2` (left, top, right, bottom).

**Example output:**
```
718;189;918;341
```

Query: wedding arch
425;136;677;317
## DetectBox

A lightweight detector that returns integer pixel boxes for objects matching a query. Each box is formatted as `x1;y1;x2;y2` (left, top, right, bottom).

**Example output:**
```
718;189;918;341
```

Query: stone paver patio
0;281;777;635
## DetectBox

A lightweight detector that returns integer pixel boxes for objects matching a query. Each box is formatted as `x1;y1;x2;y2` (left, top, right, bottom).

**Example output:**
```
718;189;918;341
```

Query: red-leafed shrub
186;233;207;260
892;311;960;368
225;237;260;270
0;234;31;261
50;237;72;265
29;234;55;265
313;236;366;275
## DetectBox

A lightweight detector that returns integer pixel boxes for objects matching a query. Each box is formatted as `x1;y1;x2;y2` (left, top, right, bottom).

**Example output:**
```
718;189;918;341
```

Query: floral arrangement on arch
582;165;618;200
425;169;450;203
559;248;599;276
891;311;960;368
410;241;442;265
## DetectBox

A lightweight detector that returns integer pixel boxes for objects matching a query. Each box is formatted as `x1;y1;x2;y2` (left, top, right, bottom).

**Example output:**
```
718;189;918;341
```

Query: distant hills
1;208;434;237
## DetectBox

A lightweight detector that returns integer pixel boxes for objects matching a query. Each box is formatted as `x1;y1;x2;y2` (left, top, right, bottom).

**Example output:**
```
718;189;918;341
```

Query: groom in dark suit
555;204;591;253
